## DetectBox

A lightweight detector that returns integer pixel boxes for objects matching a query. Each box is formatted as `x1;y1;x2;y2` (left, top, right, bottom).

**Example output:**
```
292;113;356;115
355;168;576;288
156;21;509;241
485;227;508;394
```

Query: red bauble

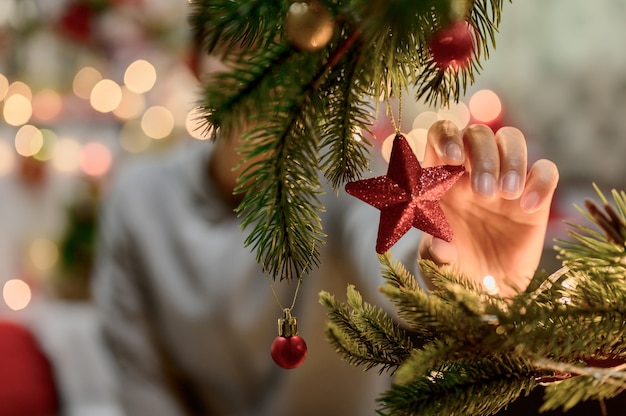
428;21;475;69
346;134;464;253
58;2;95;41
271;335;308;369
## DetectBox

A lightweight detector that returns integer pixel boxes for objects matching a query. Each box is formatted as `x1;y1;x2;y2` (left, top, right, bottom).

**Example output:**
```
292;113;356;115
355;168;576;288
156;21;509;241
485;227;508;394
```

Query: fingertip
429;237;458;265
427;120;464;165
521;159;559;213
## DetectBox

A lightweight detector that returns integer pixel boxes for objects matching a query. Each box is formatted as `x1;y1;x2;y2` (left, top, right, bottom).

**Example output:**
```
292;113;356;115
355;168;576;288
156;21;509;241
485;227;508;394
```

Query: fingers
464;124;500;198
496;127;527;200
426;122;530;200
418;234;458;265
521;159;559;213
425;120;465;165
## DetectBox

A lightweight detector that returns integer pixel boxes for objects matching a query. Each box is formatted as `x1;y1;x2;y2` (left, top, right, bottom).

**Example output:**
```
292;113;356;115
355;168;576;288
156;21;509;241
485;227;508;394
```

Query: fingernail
475;172;495;197
445;142;463;163
501;171;521;196
521;191;540;212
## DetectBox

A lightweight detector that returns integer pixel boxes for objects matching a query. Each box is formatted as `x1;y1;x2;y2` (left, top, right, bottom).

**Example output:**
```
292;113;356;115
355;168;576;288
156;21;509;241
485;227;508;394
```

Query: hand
418;121;559;296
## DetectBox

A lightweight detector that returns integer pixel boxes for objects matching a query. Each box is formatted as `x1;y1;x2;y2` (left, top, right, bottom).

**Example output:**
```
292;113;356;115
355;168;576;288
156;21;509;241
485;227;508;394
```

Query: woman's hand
419;121;559;296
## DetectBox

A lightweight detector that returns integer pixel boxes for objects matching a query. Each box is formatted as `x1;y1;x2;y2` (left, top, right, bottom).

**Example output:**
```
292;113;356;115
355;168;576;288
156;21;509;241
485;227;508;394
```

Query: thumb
419;235;458;265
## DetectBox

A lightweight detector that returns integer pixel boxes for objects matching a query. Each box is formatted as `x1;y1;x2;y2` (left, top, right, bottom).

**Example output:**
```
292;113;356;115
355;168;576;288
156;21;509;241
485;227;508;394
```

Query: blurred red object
0;321;60;416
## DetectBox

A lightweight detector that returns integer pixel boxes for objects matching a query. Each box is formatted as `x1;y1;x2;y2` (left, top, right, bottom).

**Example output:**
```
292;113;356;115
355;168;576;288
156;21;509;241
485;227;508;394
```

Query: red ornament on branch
428;20;475;70
345;134;464;254
270;309;307;369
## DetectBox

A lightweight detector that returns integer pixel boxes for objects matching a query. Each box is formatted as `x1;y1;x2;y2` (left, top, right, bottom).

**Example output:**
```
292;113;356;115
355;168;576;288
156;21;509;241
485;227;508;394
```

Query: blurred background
0;0;625;415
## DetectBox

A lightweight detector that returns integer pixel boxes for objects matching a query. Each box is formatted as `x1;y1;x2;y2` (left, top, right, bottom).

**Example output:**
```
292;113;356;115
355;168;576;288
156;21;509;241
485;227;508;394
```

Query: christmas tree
189;0;626;414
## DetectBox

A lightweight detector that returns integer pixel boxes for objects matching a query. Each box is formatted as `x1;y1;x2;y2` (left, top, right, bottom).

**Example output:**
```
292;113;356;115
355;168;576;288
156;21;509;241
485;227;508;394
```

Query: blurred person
90;32;561;416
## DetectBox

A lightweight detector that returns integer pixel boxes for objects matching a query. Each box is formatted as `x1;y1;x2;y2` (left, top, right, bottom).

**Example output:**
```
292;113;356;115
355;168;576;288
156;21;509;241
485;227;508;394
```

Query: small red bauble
271;335;308;369
428;21;475;69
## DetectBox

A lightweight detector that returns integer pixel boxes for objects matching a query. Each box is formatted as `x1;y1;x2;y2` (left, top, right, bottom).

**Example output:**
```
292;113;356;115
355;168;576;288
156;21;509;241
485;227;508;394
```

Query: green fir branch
319;286;413;373
189;0;286;52
191;0;507;281
537;361;626;413
378;355;536;416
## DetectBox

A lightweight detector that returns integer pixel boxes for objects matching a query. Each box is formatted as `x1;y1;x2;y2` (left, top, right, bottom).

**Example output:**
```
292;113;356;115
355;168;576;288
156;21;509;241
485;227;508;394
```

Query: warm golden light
124;59;157;94
0;73;9;101
469;89;502;123
412;111;440;130
51;138;82;173
32;88;64;122
482;275;499;295
119;120;152;153
185;107;210;140
29;238;59;271
438;101;471;130
3;279;32;311
7;81;32;100
15;125;44;157
80;141;113;177
90;79;123;113
73;66;103;99
141;106;174;139
113;86;146;120
405;128;428;161
3;94;33;126
380;132;396;163
0;140;15;176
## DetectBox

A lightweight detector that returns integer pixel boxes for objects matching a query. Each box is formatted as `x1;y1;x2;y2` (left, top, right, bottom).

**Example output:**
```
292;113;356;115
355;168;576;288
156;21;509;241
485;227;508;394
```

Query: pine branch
319;286;413;373
378;355;536;416
189;0;286;52
191;0;508;281
538;362;626;412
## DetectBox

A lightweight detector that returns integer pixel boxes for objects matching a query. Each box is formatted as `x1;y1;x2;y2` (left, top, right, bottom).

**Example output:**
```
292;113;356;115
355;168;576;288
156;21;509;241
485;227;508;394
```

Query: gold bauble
285;1;334;52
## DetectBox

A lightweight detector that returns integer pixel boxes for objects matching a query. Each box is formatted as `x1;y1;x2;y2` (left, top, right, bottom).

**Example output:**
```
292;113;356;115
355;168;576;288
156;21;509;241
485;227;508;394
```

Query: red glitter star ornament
345;134;465;253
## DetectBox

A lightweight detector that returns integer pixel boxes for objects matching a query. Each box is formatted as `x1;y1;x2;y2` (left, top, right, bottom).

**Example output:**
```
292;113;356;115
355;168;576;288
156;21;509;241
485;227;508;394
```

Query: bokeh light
29;238;59;271
113;86;146;120
80;141;113;177
7;81;32;100
0;73;9;100
124;59;157;94
185;107;210;140
0;140;16;176
482;275;499;294
3;94;32;126
405;129;428;161
90;79;123;113
468;89;502;123
32;88;64;122
3;279;32;311
438;101;471;130
33;129;58;162
73;66;103;100
51;138;82;173
119;120;152;153
412;111;440;130
14;125;44;157
141;106;174;139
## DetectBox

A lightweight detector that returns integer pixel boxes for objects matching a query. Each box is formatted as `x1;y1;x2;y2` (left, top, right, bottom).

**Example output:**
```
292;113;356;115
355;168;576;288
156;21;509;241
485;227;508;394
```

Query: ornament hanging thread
264;253;313;369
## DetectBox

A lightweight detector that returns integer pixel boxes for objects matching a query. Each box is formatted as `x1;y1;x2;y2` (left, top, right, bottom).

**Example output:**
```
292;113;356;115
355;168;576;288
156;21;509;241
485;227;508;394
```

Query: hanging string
264;273;303;312
386;88;403;134
263;244;315;313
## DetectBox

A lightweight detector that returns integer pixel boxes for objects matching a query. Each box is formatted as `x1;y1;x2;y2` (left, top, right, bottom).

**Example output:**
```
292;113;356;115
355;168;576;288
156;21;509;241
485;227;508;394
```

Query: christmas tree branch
191;0;507;281
320;186;626;414
319;286;413;373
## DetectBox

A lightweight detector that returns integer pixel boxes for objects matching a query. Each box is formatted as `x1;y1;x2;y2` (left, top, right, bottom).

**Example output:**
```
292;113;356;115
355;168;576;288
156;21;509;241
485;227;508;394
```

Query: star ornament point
345;134;465;254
